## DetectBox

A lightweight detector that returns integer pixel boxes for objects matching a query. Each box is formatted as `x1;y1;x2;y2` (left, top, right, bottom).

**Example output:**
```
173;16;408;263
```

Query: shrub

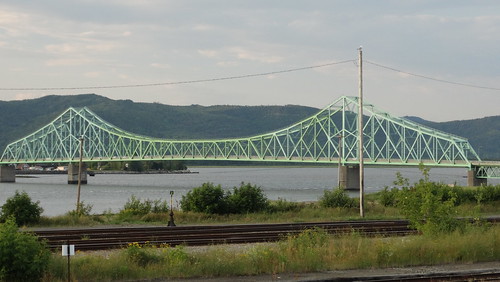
180;183;229;214
319;187;356;208
267;198;303;213
475;185;500;203
397;167;460;235
0;218;50;281
67;201;94;217
378;187;399;207
227;182;269;213
124;242;161;267
0;191;44;225
120;195;169;216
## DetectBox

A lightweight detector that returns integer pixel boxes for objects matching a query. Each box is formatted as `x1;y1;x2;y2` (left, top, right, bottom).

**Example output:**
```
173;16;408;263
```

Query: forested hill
0;94;499;160
405;116;500;160
0;94;319;150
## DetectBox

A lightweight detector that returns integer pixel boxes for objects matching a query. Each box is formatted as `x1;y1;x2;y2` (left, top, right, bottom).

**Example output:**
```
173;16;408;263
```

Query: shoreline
15;169;198;175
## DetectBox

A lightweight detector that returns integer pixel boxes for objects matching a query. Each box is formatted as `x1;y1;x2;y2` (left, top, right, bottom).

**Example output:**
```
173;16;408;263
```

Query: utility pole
358;47;365;218
337;134;342;188
76;136;84;215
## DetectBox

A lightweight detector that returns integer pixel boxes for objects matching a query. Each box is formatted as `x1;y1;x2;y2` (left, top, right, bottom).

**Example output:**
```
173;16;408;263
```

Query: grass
27;183;500;281
33;198;498;228
34;204;400;227
42;224;500;281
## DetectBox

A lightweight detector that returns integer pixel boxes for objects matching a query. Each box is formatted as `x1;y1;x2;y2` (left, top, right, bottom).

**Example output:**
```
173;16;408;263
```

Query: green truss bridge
0;96;499;186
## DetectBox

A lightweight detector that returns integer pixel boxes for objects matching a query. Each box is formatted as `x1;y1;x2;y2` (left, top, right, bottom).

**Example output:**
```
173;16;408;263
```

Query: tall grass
43;225;500;281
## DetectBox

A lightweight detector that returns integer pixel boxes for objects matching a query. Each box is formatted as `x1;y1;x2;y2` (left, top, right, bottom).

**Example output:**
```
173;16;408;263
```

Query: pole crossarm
0;96;481;168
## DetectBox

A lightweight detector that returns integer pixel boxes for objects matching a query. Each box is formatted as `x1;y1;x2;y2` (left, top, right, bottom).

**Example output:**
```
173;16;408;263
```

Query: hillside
0;94;319;151
0;94;498;160
406;116;500;161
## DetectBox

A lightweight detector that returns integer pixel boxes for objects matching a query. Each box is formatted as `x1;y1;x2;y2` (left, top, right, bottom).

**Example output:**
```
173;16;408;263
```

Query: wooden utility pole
358;47;365;218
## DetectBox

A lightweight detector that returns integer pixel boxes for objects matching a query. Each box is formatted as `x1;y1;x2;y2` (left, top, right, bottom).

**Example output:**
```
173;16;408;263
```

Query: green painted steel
473;163;500;179
0;96;482;169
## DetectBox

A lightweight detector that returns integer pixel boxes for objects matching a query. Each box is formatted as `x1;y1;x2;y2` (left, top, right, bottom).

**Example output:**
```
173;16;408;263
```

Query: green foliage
125;242;161;267
43;225;500;281
67;201;94;217
319;187;356;208
180;183;229;214
181;182;271;215
149;160;187;171
0;94;319;154
475;185;500;203
127;161;145;172
124;242;191;269
279;228;330;271
0;191;43;225
0;218;50;281
227;182;269;214
379;187;399;207
396;166;460;235
120;195;169;216
267;198;303;213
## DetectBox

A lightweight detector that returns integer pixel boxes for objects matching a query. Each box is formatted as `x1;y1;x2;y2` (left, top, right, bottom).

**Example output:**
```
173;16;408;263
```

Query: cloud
0;1;499;122
228;47;283;64
13;92;43;101
150;63;169;69
198;49;218;58
45;58;93;67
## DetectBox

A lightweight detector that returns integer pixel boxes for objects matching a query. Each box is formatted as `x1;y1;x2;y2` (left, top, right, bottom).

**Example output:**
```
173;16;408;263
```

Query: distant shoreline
15;169;198;175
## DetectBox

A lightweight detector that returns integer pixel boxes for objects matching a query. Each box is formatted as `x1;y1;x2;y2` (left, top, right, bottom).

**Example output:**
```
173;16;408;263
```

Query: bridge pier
0;166;16;183
467;167;487;187
339;165;360;190
68;163;87;184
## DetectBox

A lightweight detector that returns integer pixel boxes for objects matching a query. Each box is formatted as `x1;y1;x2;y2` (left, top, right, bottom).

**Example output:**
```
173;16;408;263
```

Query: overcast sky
0;0;499;122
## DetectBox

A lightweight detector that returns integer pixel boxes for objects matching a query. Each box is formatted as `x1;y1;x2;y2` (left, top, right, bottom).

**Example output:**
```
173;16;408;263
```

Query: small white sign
61;245;75;256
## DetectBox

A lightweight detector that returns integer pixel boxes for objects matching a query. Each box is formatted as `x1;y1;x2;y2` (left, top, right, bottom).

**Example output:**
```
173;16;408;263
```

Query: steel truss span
0;96;483;170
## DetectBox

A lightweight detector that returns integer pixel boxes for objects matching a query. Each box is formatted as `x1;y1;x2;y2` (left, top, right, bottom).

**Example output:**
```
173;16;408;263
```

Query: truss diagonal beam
0;96;481;170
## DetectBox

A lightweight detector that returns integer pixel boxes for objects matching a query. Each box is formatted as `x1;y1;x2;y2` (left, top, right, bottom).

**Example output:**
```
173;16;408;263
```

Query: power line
0;60;355;91
365;60;500;91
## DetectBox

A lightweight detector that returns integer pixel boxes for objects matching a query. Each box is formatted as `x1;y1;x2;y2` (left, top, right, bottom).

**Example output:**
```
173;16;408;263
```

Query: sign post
62;242;75;282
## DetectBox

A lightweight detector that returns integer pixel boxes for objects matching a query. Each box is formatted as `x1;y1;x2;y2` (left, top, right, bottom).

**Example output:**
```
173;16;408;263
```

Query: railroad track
32;220;414;251
341;269;500;281
30;217;499;252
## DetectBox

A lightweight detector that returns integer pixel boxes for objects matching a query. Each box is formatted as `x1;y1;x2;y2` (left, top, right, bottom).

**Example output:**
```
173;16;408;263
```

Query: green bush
475;185;500;203
124;242;161;267
67;201;94;217
0;218;50;281
319;187;356;208
120;195;169;216
227;182;269;213
396;166;460;235
378;187;400;207
267;198;303;213
180;183;229;214
0;191;43;225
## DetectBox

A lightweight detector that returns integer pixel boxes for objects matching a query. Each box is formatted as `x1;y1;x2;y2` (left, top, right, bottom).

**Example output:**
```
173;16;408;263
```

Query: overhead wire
2;58;498;92
365;60;500;91
0;60;356;91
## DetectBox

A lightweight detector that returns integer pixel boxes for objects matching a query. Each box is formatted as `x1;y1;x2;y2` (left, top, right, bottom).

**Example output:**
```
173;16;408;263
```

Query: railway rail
336;269;500;281
32;220;414;251
29;217;499;251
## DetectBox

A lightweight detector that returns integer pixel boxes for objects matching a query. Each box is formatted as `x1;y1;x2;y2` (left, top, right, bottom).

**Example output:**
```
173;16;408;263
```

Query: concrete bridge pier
0;165;15;183
468;167;487;187
339;165;360;190
68;163;87;184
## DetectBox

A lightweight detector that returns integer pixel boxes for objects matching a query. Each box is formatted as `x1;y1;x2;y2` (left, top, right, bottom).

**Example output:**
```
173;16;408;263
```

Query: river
0;166;497;216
